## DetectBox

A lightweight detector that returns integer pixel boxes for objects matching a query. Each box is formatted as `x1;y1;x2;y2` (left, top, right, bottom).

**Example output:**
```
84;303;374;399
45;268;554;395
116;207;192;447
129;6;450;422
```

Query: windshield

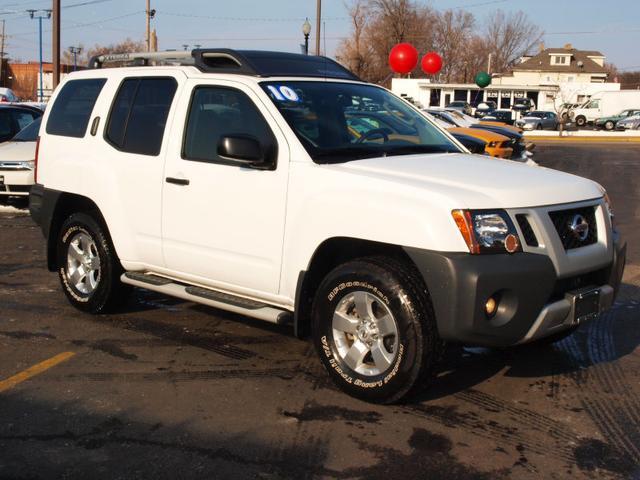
261;81;460;163
12;117;41;142
525;112;545;118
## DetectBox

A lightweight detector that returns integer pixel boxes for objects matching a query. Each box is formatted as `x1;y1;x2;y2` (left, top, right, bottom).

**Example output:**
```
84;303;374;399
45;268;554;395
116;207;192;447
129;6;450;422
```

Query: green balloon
475;71;491;88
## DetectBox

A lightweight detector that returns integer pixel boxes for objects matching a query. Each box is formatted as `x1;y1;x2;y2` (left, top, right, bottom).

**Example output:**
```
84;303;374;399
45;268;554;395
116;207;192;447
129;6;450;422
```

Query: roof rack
88;48;360;81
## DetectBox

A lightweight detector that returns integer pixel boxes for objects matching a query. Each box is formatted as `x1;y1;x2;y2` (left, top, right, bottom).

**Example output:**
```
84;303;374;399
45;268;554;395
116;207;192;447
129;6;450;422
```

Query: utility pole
53;0;60;89
0;20;5;87
145;1;156;52
69;46;82;71
315;0;321;56
27;9;51;102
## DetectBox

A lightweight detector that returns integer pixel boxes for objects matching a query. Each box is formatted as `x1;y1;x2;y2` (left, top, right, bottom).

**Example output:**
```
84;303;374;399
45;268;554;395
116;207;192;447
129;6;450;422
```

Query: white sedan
0;117;40;198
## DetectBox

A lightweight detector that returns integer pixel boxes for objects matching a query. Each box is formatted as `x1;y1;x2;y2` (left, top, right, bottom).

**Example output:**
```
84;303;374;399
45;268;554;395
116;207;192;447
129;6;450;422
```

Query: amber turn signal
451;209;480;254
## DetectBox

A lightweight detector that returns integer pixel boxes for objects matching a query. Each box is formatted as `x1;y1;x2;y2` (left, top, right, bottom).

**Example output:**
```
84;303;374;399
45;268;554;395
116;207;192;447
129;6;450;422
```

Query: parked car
450;131;486;154
30;48;625;404
615;114;640;131
512;97;535;113
515;111;559;131
481;109;515;125
594;109;640;131
0;117;40;198
0;104;42;143
425;109;513;158
474;101;497;118
0;87;19;103
446;100;473;116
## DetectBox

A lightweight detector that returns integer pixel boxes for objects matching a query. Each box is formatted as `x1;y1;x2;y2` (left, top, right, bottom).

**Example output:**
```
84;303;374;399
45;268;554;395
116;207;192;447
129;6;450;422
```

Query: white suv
29;49;626;403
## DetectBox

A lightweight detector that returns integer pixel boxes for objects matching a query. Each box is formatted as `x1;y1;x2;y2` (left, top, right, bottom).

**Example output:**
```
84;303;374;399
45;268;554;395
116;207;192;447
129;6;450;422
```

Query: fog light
485;297;498;317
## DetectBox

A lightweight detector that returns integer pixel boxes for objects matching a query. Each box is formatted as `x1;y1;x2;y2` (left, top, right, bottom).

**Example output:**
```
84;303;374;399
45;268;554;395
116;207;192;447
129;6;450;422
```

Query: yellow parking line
0;351;76;393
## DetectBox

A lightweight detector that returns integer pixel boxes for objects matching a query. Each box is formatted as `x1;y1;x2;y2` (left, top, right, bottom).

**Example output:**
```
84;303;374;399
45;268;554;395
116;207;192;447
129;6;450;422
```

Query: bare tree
337;0;437;84
433;9;475;83
484;10;543;73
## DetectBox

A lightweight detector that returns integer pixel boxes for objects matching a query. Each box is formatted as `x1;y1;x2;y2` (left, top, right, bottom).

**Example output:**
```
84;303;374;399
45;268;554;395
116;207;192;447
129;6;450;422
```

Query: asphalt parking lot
1;142;639;479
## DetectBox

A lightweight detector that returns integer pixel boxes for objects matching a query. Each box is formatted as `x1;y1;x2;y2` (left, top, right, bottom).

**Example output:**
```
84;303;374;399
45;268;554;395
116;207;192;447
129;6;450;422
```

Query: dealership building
391;45;620;111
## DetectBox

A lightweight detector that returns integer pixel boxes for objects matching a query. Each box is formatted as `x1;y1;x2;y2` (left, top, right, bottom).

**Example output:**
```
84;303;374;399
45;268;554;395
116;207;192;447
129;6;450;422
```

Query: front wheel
312;256;442;404
604;121;615;131
576;116;587;127
57;212;130;313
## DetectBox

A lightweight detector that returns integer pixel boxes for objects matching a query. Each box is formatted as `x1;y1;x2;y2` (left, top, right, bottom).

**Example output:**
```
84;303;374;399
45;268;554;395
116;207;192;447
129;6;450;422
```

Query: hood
0;141;36;162
331;153;602;209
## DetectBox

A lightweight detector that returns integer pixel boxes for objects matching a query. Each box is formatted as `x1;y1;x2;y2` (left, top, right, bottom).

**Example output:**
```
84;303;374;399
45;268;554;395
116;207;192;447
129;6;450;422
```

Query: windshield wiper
312;146;384;163
382;145;458;156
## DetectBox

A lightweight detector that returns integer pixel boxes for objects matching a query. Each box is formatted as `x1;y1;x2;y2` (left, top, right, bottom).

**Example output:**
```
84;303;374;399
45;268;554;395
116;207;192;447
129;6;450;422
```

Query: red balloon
421;52;443;75
389;43;418;74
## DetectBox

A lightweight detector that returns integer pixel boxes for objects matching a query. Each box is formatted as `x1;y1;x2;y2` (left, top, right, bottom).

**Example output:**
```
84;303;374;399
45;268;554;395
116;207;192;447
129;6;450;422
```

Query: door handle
165;177;190;186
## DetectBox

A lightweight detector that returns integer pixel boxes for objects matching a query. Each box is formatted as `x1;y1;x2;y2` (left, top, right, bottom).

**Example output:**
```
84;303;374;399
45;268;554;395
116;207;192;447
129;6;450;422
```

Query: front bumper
0;169;34;196
404;234;626;347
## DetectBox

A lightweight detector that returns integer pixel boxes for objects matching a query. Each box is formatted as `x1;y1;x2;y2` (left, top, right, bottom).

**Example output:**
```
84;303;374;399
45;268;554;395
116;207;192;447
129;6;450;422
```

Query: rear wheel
604;120;615;131
56;212;130;313
576;116;587;127
312;256;442;404
536;123;542;130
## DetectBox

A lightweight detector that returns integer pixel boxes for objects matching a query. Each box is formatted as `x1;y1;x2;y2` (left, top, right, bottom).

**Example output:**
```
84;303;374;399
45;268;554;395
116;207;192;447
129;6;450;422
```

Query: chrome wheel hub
332;290;398;377
66;232;101;295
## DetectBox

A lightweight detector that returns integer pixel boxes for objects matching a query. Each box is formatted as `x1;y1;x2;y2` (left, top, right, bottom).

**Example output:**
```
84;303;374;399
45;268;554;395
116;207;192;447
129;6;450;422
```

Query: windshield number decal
267;85;300;102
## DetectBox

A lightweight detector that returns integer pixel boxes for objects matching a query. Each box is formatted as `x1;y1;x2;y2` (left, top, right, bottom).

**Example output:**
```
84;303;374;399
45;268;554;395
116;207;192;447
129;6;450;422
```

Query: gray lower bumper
404;235;626;347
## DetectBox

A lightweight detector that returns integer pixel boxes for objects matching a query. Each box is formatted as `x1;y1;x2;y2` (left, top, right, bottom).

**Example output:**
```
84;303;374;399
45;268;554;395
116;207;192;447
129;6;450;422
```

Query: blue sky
2;0;639;70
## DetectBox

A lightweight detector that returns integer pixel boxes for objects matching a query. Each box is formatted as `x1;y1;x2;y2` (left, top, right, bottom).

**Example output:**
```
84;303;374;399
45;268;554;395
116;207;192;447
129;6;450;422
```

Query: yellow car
447;127;513;159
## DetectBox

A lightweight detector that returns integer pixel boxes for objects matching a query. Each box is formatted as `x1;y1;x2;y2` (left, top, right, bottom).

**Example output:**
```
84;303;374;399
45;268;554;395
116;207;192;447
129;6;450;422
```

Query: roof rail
89;48;360;81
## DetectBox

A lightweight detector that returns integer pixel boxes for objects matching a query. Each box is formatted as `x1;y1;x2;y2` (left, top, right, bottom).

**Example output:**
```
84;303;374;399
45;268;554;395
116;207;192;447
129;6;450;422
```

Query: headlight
487;141;497;147
604;192;615;224
452;209;521;254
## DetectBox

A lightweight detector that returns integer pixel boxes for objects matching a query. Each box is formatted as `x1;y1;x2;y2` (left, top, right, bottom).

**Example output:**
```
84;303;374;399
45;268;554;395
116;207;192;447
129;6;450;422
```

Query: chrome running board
121;272;292;325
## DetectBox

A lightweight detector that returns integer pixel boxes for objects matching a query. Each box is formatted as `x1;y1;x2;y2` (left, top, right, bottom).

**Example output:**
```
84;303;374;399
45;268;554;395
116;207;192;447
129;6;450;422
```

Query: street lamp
27;9;51;102
68;46;82;71
302;18;311;55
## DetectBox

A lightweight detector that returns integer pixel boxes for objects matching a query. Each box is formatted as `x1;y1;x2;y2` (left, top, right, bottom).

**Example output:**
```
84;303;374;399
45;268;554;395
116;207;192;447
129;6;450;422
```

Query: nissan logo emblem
570;214;589;242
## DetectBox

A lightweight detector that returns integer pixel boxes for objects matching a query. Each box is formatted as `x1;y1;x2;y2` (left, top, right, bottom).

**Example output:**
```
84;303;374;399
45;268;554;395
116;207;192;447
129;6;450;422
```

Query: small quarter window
46;78;106;137
106;77;177;156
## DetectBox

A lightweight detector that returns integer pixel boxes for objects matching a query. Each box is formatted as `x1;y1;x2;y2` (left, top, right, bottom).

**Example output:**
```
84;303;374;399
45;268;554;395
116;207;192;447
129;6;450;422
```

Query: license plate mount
568;287;601;324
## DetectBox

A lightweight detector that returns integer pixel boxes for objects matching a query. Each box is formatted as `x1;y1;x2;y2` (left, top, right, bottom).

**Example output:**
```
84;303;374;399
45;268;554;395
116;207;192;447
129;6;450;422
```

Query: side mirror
217;134;272;168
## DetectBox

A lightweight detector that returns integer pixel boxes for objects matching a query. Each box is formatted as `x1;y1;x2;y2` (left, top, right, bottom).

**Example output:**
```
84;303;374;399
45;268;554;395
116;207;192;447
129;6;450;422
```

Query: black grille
516;214;538;247
549;267;609;302
549;206;597;250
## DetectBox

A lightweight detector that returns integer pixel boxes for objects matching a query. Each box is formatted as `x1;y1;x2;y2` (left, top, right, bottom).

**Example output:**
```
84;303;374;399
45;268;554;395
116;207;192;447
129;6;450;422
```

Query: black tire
576;116;586;127
311;256;443;404
604;121;614;131
56;212;131;313
536;123;542;130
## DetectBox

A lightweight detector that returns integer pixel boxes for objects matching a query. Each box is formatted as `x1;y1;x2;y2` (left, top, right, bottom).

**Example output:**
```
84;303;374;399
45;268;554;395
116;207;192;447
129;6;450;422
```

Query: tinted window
106;77;177;156
13;117;41;142
46;79;106;137
183;86;276;165
0;110;12;138
15;111;36;130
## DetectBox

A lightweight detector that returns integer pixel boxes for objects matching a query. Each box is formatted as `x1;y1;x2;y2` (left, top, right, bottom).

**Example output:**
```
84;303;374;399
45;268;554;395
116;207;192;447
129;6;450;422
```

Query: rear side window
105;77;177;156
46;79;106;137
